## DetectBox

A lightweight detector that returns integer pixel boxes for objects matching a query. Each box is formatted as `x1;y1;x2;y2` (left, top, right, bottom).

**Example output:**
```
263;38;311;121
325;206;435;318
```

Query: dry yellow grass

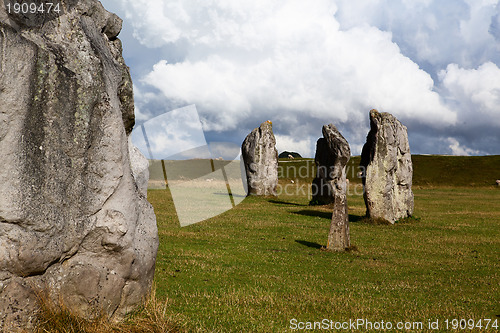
31;286;183;333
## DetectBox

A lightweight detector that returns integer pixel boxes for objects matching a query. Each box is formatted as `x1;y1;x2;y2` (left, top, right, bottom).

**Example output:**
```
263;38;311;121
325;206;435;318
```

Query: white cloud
446;137;483;156
335;0;500;71
439;62;500;125
133;105;148;122
133;0;456;137
103;0;500;155
275;135;313;158
131;105;208;159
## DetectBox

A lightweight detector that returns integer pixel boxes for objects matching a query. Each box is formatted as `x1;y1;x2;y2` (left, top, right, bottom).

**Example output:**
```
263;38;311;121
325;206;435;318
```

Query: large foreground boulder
0;1;158;330
312;125;351;251
360;109;414;223
241;121;278;196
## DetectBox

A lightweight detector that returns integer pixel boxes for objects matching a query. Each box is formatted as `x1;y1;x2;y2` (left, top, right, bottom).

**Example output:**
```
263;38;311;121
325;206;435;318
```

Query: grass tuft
395;215;421;224
308;199;325;206
360;216;393;225
115;287;184;333
345;244;359;252
32;286;183;333
319;245;358;253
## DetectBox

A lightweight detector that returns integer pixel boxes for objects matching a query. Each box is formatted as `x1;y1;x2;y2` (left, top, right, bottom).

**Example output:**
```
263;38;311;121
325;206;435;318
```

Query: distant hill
408;155;500;187
347;155;500;186
278;155;500;187
278;151;302;159
146;155;500;188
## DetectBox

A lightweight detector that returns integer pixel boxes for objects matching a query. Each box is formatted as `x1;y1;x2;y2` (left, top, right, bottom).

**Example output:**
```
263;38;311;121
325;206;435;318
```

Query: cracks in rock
0;217;24;225
93;174;124;216
0;25;5;73
19;255;60;279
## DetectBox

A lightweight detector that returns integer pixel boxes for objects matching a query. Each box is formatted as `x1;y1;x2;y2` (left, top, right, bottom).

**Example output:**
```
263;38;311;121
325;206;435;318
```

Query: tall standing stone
241;121;278;196
360;109;414;223
0;1;158;330
312;138;337;205
312;125;351;251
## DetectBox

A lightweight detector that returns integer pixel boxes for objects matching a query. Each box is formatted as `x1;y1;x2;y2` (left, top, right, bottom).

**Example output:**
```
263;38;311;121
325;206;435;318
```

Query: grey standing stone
0;1;158;330
241;121;278;196
312;138;335;205
312;125;351;251
360;109;414;224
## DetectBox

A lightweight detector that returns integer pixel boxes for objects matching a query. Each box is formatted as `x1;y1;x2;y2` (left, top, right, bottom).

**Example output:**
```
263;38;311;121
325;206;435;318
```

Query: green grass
35;156;500;332
149;181;500;332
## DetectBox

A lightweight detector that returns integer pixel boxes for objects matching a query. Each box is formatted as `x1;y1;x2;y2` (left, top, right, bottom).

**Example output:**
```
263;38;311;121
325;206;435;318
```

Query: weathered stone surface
311;125;351;251
241;121;278;196
129;137;150;198
0;1;158;330
360;109;414;223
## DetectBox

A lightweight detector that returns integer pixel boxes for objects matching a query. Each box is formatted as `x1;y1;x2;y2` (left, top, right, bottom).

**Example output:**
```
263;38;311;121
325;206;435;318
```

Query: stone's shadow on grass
294;210;331;219
295;240;323;249
293;210;390;225
295;240;359;253
294;210;365;222
268;200;308;206
349;214;364;222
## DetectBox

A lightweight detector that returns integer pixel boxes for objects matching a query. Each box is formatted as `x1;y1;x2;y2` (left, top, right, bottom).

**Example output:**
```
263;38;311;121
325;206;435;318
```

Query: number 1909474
6;2;60;14
444;318;498;330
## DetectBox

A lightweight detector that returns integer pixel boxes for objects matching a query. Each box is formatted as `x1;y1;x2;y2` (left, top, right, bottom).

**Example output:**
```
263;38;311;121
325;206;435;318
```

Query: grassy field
146;156;500;332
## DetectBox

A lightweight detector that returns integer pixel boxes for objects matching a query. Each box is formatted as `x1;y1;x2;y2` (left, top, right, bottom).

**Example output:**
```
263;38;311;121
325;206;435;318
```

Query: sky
101;0;500;157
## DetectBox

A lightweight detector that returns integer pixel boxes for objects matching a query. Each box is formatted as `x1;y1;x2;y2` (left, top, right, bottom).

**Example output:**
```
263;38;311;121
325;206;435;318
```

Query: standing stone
312;139;335;205
0;1;158;330
311;125;351;251
241;121;278;196
360;109;414;223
